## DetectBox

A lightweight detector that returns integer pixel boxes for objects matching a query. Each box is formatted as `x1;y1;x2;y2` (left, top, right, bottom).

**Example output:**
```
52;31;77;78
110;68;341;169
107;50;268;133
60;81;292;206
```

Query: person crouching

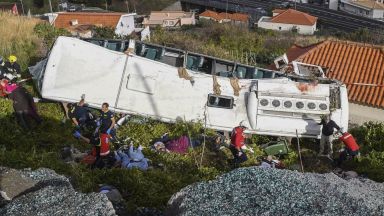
229;121;248;167
337;130;360;166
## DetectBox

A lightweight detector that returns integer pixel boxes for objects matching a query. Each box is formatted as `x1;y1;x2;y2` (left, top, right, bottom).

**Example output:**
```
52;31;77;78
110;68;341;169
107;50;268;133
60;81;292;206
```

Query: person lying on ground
151;133;190;154
1;79;42;130
114;145;149;171
259;155;275;169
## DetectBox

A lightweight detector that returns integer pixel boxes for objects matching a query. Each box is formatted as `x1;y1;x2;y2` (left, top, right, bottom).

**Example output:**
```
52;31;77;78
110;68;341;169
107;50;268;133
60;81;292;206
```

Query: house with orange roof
48;12;136;38
257;9;317;35
199;10;249;25
270;40;384;124
340;0;384;20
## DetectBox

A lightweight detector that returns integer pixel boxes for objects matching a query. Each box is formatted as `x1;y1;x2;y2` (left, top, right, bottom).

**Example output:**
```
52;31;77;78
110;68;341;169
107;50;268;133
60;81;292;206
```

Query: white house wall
258;19;316;35
115;14;135;36
340;2;384;19
372;9;384;19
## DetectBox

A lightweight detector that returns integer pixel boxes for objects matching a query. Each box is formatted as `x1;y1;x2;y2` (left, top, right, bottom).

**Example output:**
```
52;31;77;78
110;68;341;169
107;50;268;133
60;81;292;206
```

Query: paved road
181;0;384;32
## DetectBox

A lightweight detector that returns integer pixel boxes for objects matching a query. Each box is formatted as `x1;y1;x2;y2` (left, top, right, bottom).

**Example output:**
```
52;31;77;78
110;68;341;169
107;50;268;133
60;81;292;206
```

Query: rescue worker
337;130;360;166
229;121;248;167
73;130;110;168
68;98;94;131
1;80;42;130
2;55;21;81
317;114;340;156
98;102;115;154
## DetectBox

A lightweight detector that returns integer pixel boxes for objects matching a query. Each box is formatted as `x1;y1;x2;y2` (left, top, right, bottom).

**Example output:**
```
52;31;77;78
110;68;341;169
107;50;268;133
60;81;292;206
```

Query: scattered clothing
99;185;123;203
165;135;190;154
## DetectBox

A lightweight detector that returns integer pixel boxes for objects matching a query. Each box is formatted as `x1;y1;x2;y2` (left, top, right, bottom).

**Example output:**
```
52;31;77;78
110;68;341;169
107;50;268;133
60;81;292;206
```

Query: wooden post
296;129;304;173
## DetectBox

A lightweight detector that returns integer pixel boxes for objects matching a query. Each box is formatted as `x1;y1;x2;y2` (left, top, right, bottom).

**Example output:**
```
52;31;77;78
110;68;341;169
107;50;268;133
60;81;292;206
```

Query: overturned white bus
30;36;349;138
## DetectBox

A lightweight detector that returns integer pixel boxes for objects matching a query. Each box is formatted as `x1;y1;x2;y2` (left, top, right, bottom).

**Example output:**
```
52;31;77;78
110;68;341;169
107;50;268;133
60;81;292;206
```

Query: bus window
215;61;234;77
235;65;250;79
207;94;234;109
161;50;184;67
251;69;274;79
186;54;213;74
106;41;122;51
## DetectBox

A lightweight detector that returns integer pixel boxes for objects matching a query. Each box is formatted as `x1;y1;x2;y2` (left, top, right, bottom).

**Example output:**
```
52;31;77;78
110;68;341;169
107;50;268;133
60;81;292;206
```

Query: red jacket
339;132;359;151
231;126;245;149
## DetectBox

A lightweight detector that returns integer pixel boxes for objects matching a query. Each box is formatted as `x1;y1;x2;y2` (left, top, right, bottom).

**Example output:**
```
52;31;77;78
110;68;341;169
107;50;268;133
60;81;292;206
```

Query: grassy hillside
0;12;41;72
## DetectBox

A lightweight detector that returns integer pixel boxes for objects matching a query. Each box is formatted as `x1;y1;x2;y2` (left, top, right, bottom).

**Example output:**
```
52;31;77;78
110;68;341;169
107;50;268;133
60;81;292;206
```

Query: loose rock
166;167;384;216
0;167;116;216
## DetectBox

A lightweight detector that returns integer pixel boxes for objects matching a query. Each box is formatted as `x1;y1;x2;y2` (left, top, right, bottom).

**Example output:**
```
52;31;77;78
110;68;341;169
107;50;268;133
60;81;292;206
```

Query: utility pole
20;0;25;15
125;0;129;13
105;0;108;11
48;0;53;13
226;0;228;19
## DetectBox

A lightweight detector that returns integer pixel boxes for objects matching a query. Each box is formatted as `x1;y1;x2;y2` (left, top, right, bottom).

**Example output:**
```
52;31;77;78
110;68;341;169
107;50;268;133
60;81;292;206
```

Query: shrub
34;22;70;51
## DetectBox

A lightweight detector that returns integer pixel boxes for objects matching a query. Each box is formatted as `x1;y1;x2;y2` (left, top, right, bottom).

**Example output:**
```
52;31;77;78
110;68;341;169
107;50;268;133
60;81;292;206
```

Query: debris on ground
0;167;116;216
166;167;384;216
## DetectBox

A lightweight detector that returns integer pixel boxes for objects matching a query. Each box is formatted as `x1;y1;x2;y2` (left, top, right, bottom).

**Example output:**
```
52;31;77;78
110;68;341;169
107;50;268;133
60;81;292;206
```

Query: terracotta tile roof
54;12;124;29
200;10;223;21
271;9;317;26
229;13;249;22
200;10;248;22
289;40;384;108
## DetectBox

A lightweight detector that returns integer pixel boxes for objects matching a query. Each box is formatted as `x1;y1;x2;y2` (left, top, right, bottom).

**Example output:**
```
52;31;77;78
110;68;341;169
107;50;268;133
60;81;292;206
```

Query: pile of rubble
167;167;384;215
0;167;116;216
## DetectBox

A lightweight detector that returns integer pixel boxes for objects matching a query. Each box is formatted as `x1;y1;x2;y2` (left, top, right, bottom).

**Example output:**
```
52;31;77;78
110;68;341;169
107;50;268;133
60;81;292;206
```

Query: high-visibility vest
339;132;359;151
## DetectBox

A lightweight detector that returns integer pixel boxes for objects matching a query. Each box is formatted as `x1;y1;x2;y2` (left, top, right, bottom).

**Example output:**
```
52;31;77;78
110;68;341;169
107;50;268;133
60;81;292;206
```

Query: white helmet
239;120;249;129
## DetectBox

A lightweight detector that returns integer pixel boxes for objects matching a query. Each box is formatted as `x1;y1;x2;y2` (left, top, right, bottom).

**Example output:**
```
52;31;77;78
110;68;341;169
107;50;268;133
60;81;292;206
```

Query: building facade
340;0;384;20
257;9;317;35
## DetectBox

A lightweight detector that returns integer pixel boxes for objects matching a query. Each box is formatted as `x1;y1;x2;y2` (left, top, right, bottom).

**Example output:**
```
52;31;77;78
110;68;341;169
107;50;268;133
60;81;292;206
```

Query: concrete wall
372;9;384;19
258;17;316;35
349;103;384;125
329;0;338;10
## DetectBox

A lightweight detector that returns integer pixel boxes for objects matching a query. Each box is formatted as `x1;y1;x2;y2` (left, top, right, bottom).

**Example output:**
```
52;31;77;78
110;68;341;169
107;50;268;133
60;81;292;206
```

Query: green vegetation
151;20;319;67
34;22;70;50
1;12;384;214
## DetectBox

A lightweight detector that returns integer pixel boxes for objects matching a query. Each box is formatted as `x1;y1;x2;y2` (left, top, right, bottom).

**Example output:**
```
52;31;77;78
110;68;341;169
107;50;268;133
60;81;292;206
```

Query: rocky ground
166;167;384;216
0;167;116;216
